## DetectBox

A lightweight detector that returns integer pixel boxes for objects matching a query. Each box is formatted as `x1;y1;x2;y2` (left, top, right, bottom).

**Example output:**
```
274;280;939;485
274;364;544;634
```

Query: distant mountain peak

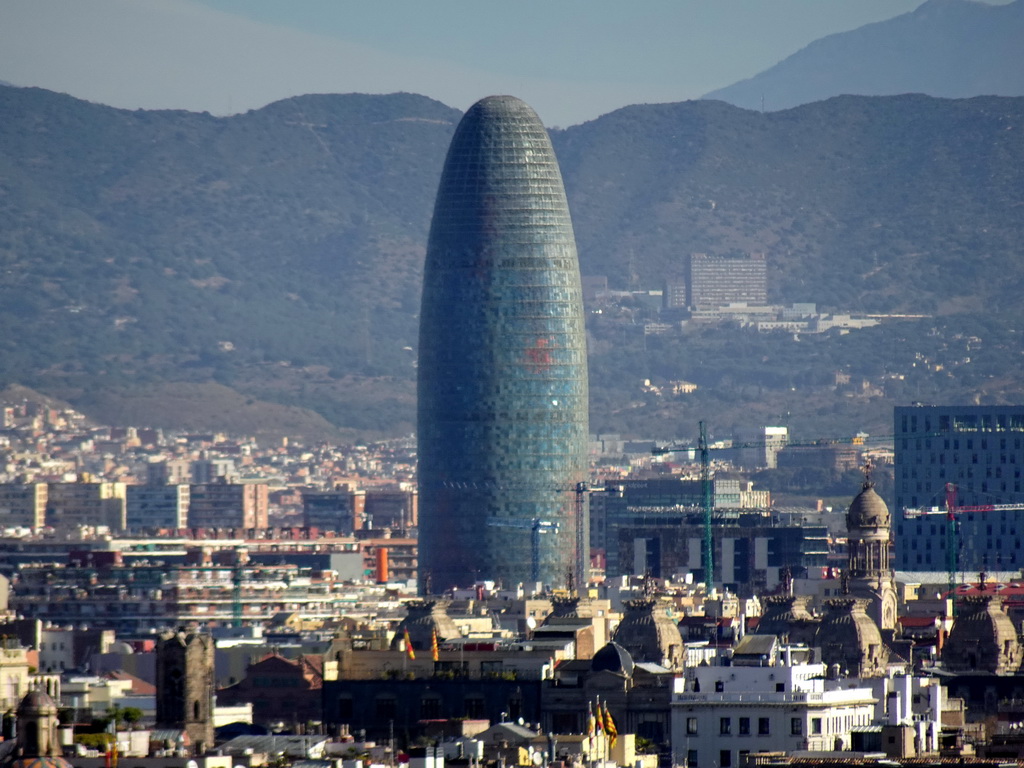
703;0;1024;111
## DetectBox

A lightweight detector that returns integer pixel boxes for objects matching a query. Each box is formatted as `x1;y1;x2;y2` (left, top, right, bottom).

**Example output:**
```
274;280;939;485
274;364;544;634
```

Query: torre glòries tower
417;96;589;591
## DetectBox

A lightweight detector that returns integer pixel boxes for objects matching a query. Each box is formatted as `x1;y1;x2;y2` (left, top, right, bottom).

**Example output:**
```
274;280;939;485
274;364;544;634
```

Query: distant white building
670;660;876;768
670;654;945;767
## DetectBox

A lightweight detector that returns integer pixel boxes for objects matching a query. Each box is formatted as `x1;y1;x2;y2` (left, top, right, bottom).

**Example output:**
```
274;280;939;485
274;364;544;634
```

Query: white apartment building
670;662;876;768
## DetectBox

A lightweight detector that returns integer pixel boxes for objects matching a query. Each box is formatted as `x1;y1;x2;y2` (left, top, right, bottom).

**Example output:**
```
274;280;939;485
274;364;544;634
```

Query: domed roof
10;757;74;768
545;596;594;622
391;599;461;651
16;691;58;716
943;595;1023;674
814;598;888;677
847;482;890;529
591;642;635;676
754;595;820;645
611;597;683;668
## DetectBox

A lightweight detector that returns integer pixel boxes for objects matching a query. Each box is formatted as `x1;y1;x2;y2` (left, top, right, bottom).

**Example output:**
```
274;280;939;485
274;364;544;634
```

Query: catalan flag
595;699;605;733
604;702;617;748
404;627;416;660
587;700;595;739
431;628;440;662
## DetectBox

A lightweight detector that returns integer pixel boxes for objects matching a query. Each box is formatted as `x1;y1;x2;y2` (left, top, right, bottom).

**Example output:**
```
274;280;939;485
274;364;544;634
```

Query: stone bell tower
156;629;214;754
845;466;898;633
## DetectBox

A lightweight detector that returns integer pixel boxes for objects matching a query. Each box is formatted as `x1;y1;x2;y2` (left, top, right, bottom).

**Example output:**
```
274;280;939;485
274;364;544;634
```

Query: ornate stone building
155;630;214;754
611;597;682;669
390;600;461;652
9;690;71;768
846;478;898;632
752;594;819;645
942;594;1023;674
814;598;889;678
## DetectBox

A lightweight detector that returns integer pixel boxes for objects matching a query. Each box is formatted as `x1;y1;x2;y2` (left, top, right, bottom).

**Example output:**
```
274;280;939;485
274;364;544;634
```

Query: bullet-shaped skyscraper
418;96;588;591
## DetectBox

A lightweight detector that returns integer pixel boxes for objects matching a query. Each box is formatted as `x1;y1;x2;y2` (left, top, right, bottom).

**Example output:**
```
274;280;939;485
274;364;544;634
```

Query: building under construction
590;477;828;596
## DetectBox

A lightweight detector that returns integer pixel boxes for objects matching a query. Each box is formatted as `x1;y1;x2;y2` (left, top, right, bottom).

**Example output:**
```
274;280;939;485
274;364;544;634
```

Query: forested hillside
1;85;1022;441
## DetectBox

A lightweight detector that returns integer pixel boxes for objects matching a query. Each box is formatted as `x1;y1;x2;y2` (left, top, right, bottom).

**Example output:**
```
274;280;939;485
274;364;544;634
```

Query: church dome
814;598;888;678
591;642;635;676
942;594;1023;674
611;597;683;668
391;599;461;651
10;757;74;768
754;595;819;645
847;482;890;529
16;691;58;717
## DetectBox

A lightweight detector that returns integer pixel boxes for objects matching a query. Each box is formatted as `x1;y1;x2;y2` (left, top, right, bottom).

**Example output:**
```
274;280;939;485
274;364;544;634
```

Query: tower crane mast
487;517;558;583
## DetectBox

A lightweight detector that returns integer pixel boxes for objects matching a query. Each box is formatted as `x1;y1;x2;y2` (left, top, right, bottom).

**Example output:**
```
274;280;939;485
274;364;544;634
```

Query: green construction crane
699;421;713;593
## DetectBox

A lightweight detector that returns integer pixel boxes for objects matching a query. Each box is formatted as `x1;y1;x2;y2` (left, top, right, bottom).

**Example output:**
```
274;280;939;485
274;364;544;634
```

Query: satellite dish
526;617;537;630
518;717;525;726
187;760;199;768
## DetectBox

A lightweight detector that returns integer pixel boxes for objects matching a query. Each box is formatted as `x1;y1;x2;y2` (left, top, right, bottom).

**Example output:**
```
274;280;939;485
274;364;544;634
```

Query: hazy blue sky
0;0;1002;126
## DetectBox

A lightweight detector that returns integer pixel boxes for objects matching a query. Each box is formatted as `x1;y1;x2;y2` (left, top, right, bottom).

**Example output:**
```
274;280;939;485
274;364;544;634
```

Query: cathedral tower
155;630;214;754
845;474;898;632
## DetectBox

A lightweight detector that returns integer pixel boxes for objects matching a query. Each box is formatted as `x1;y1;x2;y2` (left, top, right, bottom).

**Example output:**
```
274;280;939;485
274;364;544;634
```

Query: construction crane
487;517;559;583
653;426;892;593
698;422;713;593
904;482;1024;607
574;482;588;595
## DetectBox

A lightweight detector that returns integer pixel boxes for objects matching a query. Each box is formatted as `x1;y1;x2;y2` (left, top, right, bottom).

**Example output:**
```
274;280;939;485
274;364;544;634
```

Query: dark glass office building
417;96;588;591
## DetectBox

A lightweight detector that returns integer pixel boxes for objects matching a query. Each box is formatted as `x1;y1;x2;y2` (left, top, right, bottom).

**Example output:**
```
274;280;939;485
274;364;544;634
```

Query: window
739;717;750;735
775;683;785;692
758;718;770;735
464;696;485;719
720;717;731;735
687;717;698;735
337;696;354;721
420;696;441;720
375;696;397;721
720;750;732;768
791;718;803;736
687;749;698;768
715;680;725;692
811;718;822;735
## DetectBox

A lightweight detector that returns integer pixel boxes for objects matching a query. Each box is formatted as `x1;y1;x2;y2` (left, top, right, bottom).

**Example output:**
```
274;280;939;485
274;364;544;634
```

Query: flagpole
587;700;594;768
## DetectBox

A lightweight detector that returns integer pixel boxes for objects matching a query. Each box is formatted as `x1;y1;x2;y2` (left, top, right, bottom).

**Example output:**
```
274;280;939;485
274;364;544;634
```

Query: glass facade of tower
418;96;589;591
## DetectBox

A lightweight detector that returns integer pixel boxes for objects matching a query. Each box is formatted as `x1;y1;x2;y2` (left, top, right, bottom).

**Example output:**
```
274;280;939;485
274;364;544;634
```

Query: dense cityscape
3;1;1024;766
0;86;1023;768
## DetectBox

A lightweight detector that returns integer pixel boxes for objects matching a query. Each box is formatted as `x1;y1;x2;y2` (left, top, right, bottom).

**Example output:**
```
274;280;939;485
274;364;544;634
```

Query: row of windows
901;521;1022;537
900;550;1023;566
900;412;1024;434
904;457;1021;472
901;437;1024;452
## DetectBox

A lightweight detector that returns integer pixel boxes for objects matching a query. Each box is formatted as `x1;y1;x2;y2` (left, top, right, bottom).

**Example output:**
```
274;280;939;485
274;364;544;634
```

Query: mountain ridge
703;0;1024;111
1;86;1022;441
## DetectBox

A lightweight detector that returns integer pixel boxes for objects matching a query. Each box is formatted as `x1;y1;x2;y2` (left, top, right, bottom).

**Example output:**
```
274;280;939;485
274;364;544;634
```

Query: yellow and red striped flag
404;627;416;659
431;628;440;662
595;699;605;733
604;702;617;747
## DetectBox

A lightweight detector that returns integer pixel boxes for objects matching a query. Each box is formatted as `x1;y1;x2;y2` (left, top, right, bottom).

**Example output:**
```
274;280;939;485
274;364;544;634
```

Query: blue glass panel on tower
418;95;589;592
